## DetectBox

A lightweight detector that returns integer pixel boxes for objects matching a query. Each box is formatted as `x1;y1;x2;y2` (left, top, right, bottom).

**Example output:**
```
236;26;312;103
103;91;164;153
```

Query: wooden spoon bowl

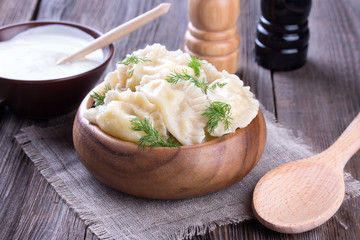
252;113;360;233
73;94;267;199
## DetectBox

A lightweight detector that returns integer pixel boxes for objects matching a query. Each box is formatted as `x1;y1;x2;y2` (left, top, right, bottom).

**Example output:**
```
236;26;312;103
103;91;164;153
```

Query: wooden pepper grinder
184;0;240;74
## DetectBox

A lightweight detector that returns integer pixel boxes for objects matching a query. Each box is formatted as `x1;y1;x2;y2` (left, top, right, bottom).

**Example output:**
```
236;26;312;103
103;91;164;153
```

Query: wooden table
1;0;359;239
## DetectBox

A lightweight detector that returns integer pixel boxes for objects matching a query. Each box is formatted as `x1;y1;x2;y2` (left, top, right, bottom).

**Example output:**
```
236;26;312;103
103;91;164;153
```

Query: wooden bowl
0;21;114;119
73;94;267;200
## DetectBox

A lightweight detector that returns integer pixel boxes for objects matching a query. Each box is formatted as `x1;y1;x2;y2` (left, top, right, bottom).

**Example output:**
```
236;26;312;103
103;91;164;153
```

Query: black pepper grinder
255;0;312;71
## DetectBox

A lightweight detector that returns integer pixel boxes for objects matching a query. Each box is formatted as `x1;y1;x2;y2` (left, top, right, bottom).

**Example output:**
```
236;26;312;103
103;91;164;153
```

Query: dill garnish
166;70;193;84
202;101;232;134
166;63;227;93
90;83;112;107
210;82;228;90
188;55;203;77
166;70;208;93
130;117;180;150
118;55;151;65
118;55;151;77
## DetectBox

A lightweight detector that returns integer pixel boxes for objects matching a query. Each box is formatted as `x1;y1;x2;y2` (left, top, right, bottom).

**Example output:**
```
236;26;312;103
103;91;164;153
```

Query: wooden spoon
252;113;360;234
57;3;171;65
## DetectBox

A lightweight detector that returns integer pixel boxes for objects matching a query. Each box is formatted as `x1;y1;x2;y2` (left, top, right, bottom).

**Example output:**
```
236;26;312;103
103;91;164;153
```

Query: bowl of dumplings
73;44;266;200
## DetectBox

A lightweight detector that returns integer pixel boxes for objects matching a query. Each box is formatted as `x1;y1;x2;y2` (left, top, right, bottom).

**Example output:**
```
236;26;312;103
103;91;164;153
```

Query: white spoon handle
57;3;171;65
326;113;360;168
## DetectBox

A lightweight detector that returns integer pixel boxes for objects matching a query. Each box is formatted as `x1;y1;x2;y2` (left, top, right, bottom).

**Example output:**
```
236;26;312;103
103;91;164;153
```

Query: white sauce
0;25;104;80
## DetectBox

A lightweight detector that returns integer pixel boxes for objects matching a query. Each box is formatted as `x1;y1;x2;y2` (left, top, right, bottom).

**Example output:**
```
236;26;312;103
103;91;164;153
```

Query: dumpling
207;72;259;137
84;44;260;146
200;61;222;84
113;64;129;90
140;79;207;145
85;90;167;143
123;44;198;91
93;66;128;92
96;101;145;142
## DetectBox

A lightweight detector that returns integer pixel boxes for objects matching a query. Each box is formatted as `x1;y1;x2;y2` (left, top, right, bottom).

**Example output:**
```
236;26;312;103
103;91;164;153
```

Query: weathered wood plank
0;0;38;25
0;0;92;238
0;1;44;238
273;0;360;149
0;0;359;239
1;1;189;239
238;0;274;114
271;0;360;239
196;0;360;239
0;105;48;239
11;168;87;240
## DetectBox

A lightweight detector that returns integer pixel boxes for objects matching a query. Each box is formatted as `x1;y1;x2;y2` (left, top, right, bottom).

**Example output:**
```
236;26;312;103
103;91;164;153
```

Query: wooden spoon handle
326;113;360;168
57;3;171;65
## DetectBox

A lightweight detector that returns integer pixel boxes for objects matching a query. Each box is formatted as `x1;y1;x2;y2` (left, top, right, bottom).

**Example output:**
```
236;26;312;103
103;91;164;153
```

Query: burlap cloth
15;109;360;240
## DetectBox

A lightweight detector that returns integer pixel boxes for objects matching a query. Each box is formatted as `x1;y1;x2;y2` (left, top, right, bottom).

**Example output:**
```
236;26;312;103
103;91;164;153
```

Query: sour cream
0;24;104;80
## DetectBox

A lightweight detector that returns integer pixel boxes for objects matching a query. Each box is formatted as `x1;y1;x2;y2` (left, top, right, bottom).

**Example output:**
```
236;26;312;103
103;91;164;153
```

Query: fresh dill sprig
202;101;232;134
166;70;208;93
128;68;135;77
90;83;112;107
188;55;203;77
118;55;151;65
118;54;151;77
166;70;193;84
210;82;228;90
130;117;180;150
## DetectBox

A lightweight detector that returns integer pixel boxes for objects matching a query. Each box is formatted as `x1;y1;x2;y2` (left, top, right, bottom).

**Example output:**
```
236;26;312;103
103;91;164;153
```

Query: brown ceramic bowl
73;93;267;200
0;21;114;119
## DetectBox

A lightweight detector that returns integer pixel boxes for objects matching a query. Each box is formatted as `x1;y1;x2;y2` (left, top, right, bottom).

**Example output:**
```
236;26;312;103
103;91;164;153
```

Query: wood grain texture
273;0;360;148
237;0;274;114
185;0;240;73
0;0;359;239
187;0;240;32
0;0;38;25
0;105;47;239
184;29;240;56
11;169;87;240
0;1;50;239
253;114;360;234
268;0;360;238
73;95;266;200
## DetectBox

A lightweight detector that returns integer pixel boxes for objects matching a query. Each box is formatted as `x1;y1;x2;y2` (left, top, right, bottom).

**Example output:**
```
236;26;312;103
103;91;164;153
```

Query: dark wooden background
1;0;359;239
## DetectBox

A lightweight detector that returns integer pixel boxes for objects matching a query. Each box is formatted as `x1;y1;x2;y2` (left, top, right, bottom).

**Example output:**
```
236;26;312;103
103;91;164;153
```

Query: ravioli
207;72;259;137
84;44;259;146
140;79;207;145
85;90;166;143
